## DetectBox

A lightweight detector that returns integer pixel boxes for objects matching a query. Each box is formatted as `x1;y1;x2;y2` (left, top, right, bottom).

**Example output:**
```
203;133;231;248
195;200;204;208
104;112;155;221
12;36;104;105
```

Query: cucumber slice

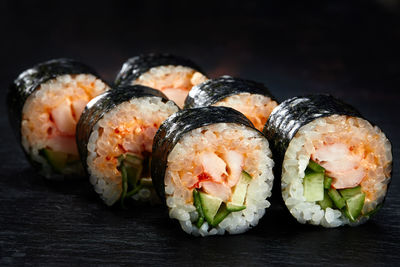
323;176;332;189
211;204;231;227
344;193;365;221
307;161;325;173
40;149;68;172
303;172;324;201
226;203;246;212
124;153;143;165
327;188;345;209
117;153;145;206
199;192;222;225
196;217;204;228
193;189;205;227
318;190;333;210
229;171;252;207
339;186;362;200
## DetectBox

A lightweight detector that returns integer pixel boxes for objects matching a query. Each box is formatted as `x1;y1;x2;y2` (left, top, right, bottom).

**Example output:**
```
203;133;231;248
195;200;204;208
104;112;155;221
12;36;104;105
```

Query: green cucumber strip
117;153;146;206
193;189;205;227
196;216;204;228
318;190;333;210
40;148;68;172
120;165;128;207
211;204;231;227
125;164;142;187
344;193;365;221
339;186;362;200
327;188;345;209
303;172;324;202
307;161;325;173
241;171;252;183
124;153;143;165
199;192;222;225
229;171;252;206
226;203;246;212
323;176;332;189
125;184;143;198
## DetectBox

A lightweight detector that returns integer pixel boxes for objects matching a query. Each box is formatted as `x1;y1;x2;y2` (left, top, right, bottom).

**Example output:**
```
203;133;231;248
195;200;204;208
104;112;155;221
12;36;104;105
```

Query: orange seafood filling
165;126;265;204
92;120;161;180
133;65;208;108
21;74;108;156
305;117;391;203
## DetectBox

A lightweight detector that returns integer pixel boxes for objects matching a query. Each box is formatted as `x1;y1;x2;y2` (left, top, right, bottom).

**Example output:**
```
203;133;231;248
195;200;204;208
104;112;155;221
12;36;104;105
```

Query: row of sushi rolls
7;54;392;236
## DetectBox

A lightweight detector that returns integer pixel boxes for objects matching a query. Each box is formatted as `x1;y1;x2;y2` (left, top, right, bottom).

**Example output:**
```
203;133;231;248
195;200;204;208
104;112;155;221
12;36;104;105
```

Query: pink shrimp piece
199;152;227;183
201;181;231;202
162;88;188;108
223;150;244;187
311;143;365;189
51;99;75;136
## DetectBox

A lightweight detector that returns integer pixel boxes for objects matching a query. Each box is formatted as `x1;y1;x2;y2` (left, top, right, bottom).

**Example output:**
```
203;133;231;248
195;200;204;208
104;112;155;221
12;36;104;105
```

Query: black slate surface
1;1;399;265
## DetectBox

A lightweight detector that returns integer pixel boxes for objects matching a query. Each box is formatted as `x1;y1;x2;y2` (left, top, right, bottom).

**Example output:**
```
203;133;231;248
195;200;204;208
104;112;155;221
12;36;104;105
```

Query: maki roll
114;53;207;108
152;107;274;236
76;85;179;206
264;95;392;227
184;76;278;131
7;58;109;179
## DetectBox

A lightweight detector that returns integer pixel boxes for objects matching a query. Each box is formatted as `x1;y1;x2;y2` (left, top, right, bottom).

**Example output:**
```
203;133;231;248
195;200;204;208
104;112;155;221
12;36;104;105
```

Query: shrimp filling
213;93;278;131
87;97;179;206
132;65;207;108
21;74;109;177
282;115;392;227
165;123;274;236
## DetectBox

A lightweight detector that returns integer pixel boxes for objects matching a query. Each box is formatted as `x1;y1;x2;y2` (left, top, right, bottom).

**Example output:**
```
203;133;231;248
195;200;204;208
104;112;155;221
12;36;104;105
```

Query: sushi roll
114;53;207;108
76;85;179;206
184;76;278;131
152;107;274;236
7;58;109;179
264;95;392;227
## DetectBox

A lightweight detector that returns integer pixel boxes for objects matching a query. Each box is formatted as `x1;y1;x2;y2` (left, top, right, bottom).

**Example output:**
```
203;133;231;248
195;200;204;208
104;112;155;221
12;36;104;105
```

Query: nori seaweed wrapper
151;106;258;201
7;58;100;143
114;53;205;86
76;85;176;173
184;75;277;109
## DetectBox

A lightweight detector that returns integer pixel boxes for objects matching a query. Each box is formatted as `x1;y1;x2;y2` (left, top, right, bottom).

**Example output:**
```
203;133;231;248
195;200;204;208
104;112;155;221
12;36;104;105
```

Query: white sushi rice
21;74;109;178
213;93;278;131
87;97;179;206
282;115;392;227
164;123;274;236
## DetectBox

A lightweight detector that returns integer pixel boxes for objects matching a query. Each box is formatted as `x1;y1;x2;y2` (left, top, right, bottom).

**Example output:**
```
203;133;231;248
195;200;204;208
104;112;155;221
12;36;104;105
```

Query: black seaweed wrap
114;53;205;86
7;58;99;142
151;106;258;201
184;76;277;109
263;95;362;173
76;85;175;173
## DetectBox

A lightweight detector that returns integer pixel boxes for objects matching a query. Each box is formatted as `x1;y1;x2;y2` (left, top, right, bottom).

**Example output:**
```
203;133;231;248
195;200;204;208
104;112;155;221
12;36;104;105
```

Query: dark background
1;0;399;265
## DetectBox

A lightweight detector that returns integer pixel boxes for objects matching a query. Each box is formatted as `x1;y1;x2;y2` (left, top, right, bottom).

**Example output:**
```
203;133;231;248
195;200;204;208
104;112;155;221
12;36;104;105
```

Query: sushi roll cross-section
115;53;207;108
264;95;392;227
184;76;278;131
76;85;179;206
7;58;109;179
152;107;274;236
